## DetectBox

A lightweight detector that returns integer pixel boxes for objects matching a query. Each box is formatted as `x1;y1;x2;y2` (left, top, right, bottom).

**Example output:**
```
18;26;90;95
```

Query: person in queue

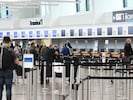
0;36;19;100
124;38;133;72
124;38;133;58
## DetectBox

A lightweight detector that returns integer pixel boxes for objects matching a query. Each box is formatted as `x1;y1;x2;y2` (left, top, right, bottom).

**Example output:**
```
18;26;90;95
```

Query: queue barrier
71;61;133;100
38;56;133;100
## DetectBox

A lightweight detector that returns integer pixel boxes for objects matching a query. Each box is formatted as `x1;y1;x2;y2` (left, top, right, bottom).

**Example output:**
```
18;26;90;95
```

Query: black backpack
0;47;15;70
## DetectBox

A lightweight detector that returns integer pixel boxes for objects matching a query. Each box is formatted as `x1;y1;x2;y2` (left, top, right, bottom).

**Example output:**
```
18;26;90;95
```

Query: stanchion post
33;68;38;100
22;63;25;100
127;71;130;100
88;66;91;100
62;63;66;96
82;80;84;100
100;67;103;100
27;69;32;100
52;62;55;100
70;63;74;100
113;64;116;100
77;65;81;100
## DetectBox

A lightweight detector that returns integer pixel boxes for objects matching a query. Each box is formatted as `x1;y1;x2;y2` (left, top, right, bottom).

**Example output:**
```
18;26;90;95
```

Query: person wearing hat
0;36;19;100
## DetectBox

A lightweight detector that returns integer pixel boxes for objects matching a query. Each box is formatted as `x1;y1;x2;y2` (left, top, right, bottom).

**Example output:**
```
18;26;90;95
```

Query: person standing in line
124;38;133;72
0;36;19;100
30;42;38;65
124;38;133;58
61;42;70;56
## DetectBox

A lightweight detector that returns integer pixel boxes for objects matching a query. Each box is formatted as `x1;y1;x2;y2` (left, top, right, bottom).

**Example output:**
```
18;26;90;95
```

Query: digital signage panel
107;27;112;35
128;26;133;34
88;28;92;36
6;32;10;37
14;32;18;38
21;31;25;38
0;32;3;38
44;31;48;37
29;31;33;38
70;29;74;36
52;30;57;37
97;28;102;35
79;29;83;36
36;31;40;37
118;27;123;35
61;30;65;36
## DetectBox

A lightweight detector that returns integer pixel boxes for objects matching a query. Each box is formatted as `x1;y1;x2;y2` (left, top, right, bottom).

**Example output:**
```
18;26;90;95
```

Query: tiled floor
1;66;133;100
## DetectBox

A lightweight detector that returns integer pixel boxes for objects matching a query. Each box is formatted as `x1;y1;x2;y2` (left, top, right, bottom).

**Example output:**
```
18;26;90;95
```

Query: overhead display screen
36;31;40;37
21;31;25;38
44;31;48;37
0;32;3;38
118;27;123;35
79;29;83;36
6;32;10;37
128;26;133;34
14;32;18;38
52;30;57;37
29;31;33;37
70;29;74;36
107;27;112;35
97;28;102;35
61;30;65;36
88;28;92;36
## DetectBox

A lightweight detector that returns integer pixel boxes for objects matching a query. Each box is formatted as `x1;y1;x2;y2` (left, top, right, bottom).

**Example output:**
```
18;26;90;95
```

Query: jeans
0;70;13;100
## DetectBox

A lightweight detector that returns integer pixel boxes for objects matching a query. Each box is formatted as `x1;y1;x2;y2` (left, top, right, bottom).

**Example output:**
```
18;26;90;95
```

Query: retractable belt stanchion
33;67;38;100
43;61;46;89
23;54;34;100
123;65;128;100
100;66;103;100
113;64;117;100
27;69;32;100
88;65;91;100
127;70;130;100
77;65;81;100
81;79;84;100
70;62;74;100
22;63;25;100
52;62;56;100
62;60;66;98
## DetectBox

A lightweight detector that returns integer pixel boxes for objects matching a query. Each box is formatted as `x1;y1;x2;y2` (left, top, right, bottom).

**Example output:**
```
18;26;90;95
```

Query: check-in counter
81;51;90;57
72;51;81;56
111;52;121;58
91;52;101;58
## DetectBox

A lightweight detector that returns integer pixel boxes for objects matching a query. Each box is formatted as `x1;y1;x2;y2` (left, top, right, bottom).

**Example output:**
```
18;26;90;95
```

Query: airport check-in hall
1;0;133;100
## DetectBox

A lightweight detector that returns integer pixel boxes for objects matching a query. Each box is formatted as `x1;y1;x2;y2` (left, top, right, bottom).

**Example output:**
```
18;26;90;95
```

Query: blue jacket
61;46;70;56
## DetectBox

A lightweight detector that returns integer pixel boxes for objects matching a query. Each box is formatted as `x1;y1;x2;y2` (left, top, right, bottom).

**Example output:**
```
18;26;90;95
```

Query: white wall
93;0;123;24
53;13;95;26
127;0;133;9
0;19;13;29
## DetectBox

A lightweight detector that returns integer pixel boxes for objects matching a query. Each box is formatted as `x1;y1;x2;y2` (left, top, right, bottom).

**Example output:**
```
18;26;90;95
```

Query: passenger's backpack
0;47;15;70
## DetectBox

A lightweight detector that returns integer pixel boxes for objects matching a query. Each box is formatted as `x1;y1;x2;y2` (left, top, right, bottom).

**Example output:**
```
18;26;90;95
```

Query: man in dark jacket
30;42;38;65
124;38;133;58
0;36;19;100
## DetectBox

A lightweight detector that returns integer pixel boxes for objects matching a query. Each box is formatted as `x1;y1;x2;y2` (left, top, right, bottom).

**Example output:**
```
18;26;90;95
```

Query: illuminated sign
0;32;3;38
44;31;48;37
52;30;57;37
113;10;133;22
14;32;18;38
21;31;25;38
36;31;40;37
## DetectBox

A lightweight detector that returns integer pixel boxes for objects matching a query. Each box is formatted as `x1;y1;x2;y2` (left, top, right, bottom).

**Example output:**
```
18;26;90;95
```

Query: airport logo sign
112;10;133;22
